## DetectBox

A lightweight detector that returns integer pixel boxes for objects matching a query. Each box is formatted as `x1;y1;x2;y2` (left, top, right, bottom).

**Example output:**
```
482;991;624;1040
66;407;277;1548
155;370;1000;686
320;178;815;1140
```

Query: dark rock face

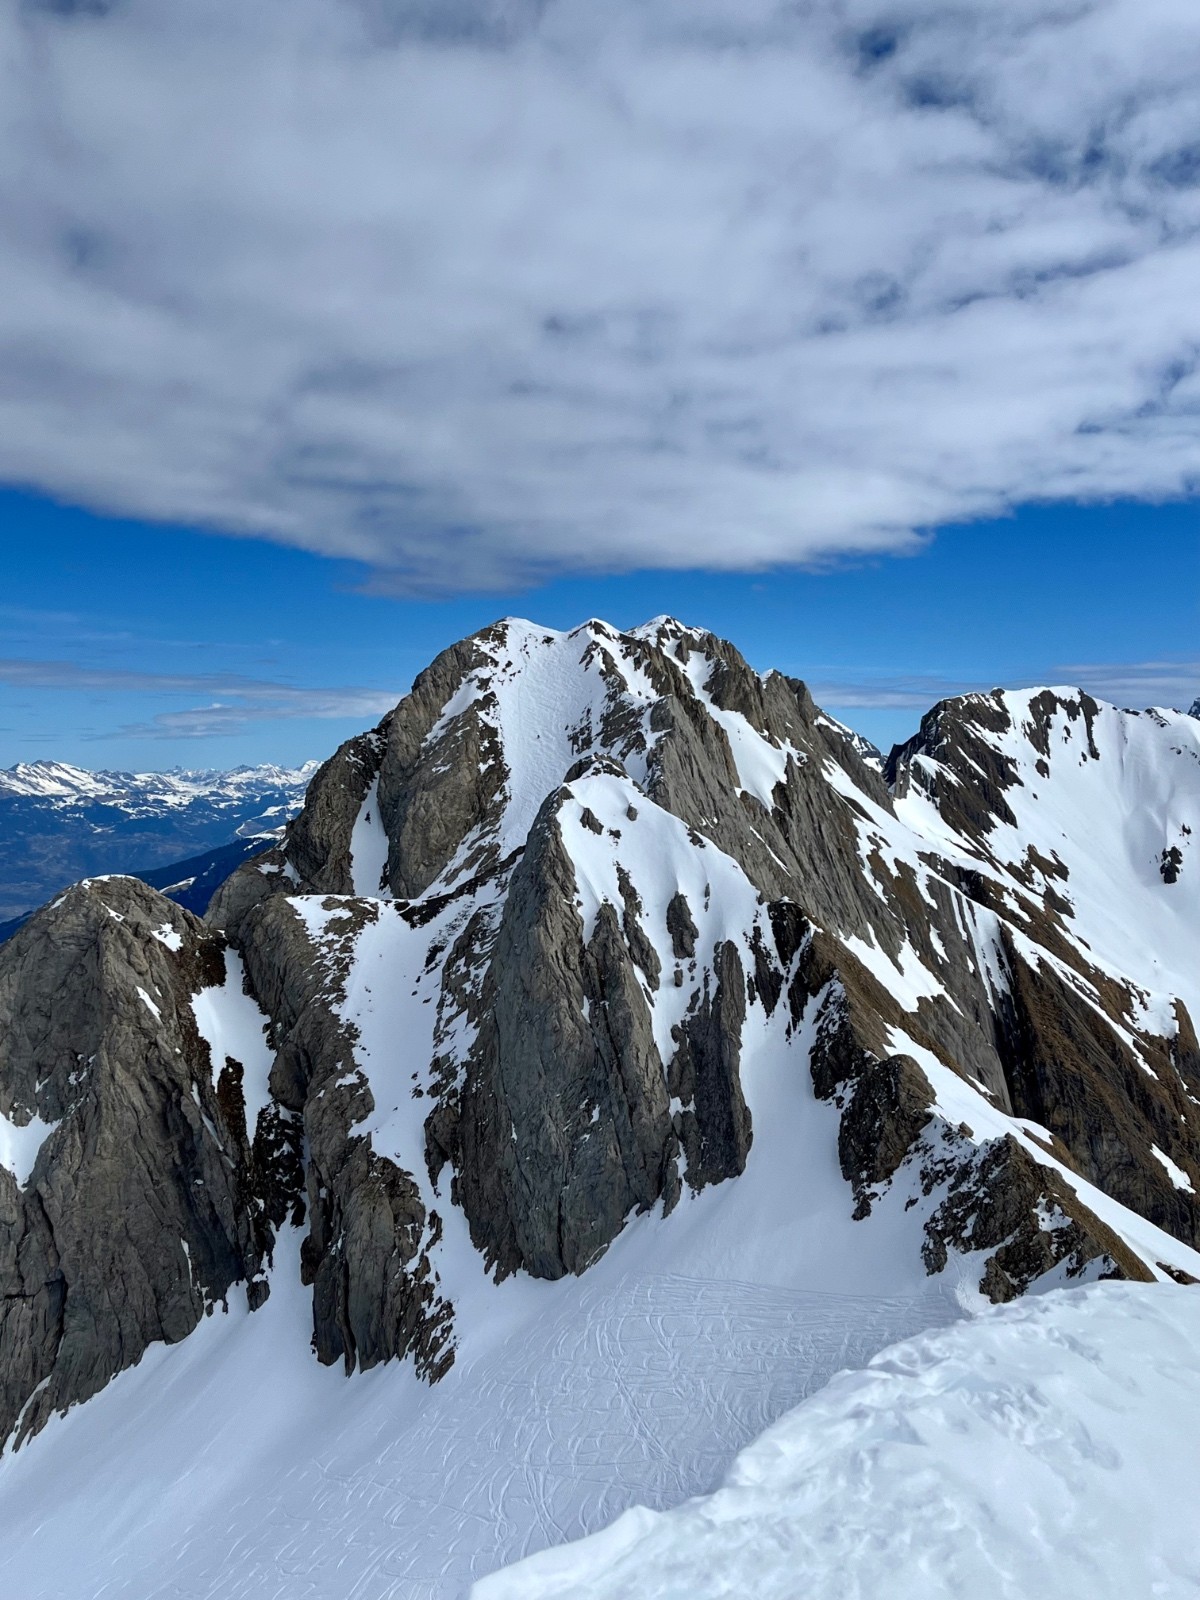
994;933;1200;1248
454;803;678;1281
4;617;1199;1445
235;893;454;1378
836;1054;935;1217
666;891;698;959
205;843;295;942
0;877;276;1445
887;692;1023;842
376;635;504;898
669;942;751;1191
286;726;389;896
799;966;1158;1299
922;1135;1153;1302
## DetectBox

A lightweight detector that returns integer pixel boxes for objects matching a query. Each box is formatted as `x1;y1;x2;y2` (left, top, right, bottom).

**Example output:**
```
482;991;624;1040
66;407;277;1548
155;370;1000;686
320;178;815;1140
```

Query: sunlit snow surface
4;634;1200;1599
190;947;276;1132
0;1012;963;1600
0;1108;59;1187
476;1280;1200;1600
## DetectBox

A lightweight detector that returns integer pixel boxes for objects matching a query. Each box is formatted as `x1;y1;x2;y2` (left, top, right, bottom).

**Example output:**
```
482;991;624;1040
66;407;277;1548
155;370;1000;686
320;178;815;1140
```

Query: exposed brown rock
922;1135;1154;1303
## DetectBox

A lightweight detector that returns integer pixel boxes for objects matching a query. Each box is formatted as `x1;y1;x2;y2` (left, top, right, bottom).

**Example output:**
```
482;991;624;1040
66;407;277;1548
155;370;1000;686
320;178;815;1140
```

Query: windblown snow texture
475;1280;1200;1600
1;618;1199;1600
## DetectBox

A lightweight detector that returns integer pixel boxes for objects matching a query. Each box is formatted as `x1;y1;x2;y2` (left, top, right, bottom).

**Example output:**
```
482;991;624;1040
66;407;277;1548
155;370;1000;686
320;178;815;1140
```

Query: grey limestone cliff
0;876;281;1444
4;618;1199;1444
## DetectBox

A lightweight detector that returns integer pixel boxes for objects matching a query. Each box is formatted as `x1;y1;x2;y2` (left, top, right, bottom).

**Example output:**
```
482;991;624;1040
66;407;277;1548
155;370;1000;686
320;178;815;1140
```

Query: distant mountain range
0;836;282;944
0;759;317;926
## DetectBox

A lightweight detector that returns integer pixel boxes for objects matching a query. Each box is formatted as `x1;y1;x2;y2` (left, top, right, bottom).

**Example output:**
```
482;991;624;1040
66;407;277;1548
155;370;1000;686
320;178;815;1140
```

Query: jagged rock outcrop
454;801;678;1279
149;628;1200;1331
234;892;454;1378
994;932;1200;1247
920;1135;1154;1301
286;726;390;896
668;940;751;1190
0;876;287;1444
4;618;1200;1445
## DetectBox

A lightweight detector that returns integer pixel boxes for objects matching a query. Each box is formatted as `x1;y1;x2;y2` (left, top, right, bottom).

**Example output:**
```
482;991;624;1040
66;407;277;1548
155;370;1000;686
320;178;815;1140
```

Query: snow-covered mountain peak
2;619;1200;1599
0;758;319;803
349;614;854;910
0;760;116;798
627;613;713;649
242;618;1199;1321
0;758;318;925
888;684;1200;1023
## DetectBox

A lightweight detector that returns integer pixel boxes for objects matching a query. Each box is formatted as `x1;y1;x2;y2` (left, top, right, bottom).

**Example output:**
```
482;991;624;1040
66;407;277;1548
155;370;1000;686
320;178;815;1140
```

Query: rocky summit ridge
2;617;1199;1448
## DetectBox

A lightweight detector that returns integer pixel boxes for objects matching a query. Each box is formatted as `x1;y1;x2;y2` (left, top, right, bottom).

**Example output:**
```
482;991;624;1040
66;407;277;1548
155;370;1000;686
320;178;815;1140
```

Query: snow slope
2;985;1195;1598
894;692;1200;1026
0;1010;960;1600
3;626;1200;1600
476;1280;1200;1600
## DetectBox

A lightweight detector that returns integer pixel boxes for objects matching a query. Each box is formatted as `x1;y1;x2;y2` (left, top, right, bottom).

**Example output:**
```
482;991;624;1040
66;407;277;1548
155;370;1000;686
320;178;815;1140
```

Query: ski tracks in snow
84;1275;952;1600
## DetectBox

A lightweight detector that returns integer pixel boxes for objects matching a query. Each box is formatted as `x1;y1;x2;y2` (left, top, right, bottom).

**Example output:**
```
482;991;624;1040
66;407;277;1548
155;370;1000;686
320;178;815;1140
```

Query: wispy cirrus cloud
1055;661;1200;709
0;656;398;737
110;692;400;740
4;1;1200;587
811;660;1200;713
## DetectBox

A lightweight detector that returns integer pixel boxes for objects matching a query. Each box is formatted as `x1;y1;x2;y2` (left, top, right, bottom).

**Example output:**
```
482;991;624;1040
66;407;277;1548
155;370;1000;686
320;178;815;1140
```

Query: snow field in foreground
0;1006;961;1600
475;1280;1200;1600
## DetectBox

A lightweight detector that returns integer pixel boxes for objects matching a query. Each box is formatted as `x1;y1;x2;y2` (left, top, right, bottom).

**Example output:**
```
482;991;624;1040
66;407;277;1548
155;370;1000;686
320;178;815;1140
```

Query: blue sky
3;1;1200;772
2;488;1196;770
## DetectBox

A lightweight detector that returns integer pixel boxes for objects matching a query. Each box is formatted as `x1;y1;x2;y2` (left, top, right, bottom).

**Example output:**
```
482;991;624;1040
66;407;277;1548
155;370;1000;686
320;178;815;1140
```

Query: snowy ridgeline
0;761;319;802
476;1281;1200;1600
3;619;1200;1600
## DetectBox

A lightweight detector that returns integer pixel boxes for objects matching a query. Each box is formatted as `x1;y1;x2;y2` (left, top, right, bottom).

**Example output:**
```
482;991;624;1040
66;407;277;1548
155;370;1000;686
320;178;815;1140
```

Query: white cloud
810;660;1200;713
110;693;400;739
3;0;1200;586
0;655;398;735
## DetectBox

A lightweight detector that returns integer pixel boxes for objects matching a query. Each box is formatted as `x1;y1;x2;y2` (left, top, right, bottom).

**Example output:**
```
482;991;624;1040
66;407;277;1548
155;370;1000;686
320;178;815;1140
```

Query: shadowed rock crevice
236;893;455;1379
669;941;751;1190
